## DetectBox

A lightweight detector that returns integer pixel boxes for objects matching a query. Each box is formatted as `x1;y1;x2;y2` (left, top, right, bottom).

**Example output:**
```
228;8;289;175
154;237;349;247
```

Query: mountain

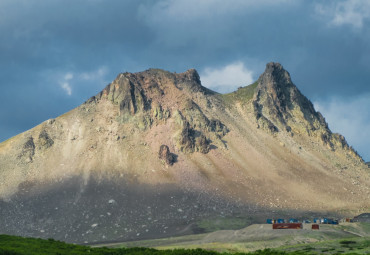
0;63;369;244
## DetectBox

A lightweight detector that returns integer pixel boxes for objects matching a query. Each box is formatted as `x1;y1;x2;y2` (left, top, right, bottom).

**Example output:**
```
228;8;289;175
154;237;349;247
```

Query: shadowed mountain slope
0;63;369;243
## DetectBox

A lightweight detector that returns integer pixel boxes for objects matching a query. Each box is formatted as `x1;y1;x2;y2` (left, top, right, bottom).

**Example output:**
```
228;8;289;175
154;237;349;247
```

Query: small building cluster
266;218;302;224
266;217;344;230
266;217;340;225
313;218;339;224
267;219;306;229
264;214;366;230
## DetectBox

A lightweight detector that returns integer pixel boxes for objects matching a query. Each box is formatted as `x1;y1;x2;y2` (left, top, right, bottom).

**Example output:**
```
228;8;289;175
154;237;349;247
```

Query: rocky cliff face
84;68;227;152
252;63;360;158
0;63;369;244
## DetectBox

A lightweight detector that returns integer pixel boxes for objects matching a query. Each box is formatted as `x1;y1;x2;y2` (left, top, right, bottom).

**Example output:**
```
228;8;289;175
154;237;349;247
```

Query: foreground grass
0;235;302;255
2;234;370;255
155;238;370;255
277;237;370;254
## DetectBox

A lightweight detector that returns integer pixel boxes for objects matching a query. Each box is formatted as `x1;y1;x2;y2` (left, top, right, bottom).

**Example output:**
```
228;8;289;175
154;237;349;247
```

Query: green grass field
0;235;291;255
277;237;370;254
1;234;370;255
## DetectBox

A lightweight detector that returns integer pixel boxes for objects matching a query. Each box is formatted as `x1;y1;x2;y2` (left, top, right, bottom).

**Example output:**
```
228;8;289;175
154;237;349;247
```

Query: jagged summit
253;62;322;130
83;68;226;153
86;68;214;115
251;63;361;161
259;62;293;88
0;63;369;244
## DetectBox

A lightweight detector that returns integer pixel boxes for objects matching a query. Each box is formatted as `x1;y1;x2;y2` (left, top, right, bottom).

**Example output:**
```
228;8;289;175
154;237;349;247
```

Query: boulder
158;145;175;166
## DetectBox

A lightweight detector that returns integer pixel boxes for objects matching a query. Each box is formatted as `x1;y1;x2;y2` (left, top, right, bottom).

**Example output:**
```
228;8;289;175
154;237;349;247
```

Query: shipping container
277;219;285;223
325;218;336;224
331;220;339;225
312;224;319;230
272;223;302;229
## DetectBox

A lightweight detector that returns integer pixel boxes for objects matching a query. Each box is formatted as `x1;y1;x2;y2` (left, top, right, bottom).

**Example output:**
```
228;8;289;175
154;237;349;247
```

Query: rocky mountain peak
260;62;292;88
81;68;227;155
251;62;362;161
253;62;325;127
253;62;309;133
86;68;208;108
264;62;289;75
183;68;201;83
257;62;294;97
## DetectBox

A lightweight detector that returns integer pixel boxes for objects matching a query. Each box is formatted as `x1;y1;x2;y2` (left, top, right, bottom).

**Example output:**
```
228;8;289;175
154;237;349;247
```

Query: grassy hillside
220;81;258;105
278;237;370;254
0;235;287;255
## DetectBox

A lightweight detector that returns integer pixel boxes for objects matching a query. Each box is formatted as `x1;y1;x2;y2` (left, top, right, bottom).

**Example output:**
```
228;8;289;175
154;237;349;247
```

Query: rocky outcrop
38;130;54;149
17;131;54;163
178;121;196;153
18;137;35;163
176;116;211;154
104;76;149;119
174;99;226;153
175;68;213;94
182;99;210;129
256;114;279;134
151;102;170;122
208;119;228;137
158;145;175;166
195;134;210;153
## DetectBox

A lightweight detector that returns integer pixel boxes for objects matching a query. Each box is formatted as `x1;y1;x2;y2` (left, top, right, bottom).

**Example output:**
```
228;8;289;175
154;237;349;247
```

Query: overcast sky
0;0;369;161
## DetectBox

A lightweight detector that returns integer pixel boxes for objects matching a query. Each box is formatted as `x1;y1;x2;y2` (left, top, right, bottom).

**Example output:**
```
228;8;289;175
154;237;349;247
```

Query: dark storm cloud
0;0;153;140
0;0;369;160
